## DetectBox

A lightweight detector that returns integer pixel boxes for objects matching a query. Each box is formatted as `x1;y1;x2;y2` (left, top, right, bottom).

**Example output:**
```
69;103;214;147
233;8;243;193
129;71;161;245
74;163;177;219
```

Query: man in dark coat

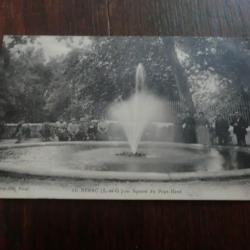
182;111;197;143
0;121;5;140
174;113;184;143
215;115;229;145
231;112;248;146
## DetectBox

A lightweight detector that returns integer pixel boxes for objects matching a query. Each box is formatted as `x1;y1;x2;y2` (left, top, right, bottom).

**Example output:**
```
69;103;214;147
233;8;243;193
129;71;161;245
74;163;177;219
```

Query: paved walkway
0;138;41;144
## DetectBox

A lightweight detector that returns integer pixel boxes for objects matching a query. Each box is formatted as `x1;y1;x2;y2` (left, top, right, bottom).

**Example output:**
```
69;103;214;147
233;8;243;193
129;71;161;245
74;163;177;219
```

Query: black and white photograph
1;35;250;199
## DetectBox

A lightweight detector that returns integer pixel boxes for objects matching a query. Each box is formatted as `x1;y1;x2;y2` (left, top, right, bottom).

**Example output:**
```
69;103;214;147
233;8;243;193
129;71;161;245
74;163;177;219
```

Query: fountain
109;63;166;154
1;64;250;183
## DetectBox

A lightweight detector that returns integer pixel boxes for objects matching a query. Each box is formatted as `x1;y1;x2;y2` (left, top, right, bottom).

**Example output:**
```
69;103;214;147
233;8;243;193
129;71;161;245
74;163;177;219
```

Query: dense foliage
1;36;250;122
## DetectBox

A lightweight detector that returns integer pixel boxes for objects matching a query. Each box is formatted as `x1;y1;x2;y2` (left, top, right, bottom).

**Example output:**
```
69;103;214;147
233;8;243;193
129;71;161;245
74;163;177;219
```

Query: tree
1;39;53;122
161;37;195;112
176;37;250;118
48;37;180;119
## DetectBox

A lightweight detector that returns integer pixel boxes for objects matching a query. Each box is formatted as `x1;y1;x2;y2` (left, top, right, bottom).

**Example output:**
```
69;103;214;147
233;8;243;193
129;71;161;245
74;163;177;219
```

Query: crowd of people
174;111;249;146
0;111;249;147
0;117;110;143
39;117;109;142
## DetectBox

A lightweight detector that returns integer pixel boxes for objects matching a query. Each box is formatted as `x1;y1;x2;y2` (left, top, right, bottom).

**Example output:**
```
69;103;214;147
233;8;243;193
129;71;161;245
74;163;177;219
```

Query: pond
0;143;249;177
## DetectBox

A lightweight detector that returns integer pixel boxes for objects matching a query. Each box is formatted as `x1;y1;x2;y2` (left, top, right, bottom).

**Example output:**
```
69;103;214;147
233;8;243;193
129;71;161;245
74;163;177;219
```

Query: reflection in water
236;151;250;170
218;149;235;170
217;148;250;170
0;145;250;174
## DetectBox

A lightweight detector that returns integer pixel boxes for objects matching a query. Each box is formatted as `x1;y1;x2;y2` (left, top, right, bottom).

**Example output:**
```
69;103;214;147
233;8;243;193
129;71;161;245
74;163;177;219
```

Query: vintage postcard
1;35;250;199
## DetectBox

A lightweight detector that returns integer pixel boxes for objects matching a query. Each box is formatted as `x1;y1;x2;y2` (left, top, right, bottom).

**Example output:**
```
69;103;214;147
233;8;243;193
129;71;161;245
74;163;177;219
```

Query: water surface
0;144;249;174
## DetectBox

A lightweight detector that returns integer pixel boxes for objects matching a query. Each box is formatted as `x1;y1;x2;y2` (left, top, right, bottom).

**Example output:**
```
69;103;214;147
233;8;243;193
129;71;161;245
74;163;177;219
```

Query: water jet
109;63;166;154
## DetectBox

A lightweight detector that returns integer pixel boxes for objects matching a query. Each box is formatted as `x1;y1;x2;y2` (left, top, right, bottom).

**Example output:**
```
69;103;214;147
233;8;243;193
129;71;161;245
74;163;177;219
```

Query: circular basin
0;141;250;181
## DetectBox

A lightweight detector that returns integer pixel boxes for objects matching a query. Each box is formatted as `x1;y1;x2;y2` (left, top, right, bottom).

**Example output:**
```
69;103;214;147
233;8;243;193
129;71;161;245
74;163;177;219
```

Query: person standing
209;118;217;145
67;118;79;141
231;112;248;146
174;113;183;143
182;111;197;143
40;122;52;141
0;121;5;140
23;123;31;139
97;119;109;141
14;120;25;143
196;112;210;145
88;120;98;140
215;115;229;145
77;117;89;140
56;118;68;141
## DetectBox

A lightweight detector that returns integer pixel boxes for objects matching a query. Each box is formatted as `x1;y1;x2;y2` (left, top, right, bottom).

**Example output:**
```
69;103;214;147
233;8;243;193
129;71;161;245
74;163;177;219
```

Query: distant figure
174;113;183;143
182;111;197;143
67;118;79;141
0;121;5;140
88;120;98;140
23;123;31;139
196;112;210;145
40;122;52;141
215;115;229;145
76;117;89;140
231;112;248;146
97;119;109;140
56;118;68;141
14;120;25;143
209;119;217;145
50;124;57;139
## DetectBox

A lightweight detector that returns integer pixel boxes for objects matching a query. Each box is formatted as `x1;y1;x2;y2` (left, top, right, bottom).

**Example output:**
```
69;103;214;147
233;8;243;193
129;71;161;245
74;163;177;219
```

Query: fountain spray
109;63;166;154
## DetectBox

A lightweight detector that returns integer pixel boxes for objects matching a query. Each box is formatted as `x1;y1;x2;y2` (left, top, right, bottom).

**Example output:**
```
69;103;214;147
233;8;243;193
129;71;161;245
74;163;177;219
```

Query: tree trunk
162;38;195;112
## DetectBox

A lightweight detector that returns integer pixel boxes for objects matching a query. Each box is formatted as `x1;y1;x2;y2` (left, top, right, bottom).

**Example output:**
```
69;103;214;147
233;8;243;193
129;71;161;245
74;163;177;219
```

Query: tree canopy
1;36;250;122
